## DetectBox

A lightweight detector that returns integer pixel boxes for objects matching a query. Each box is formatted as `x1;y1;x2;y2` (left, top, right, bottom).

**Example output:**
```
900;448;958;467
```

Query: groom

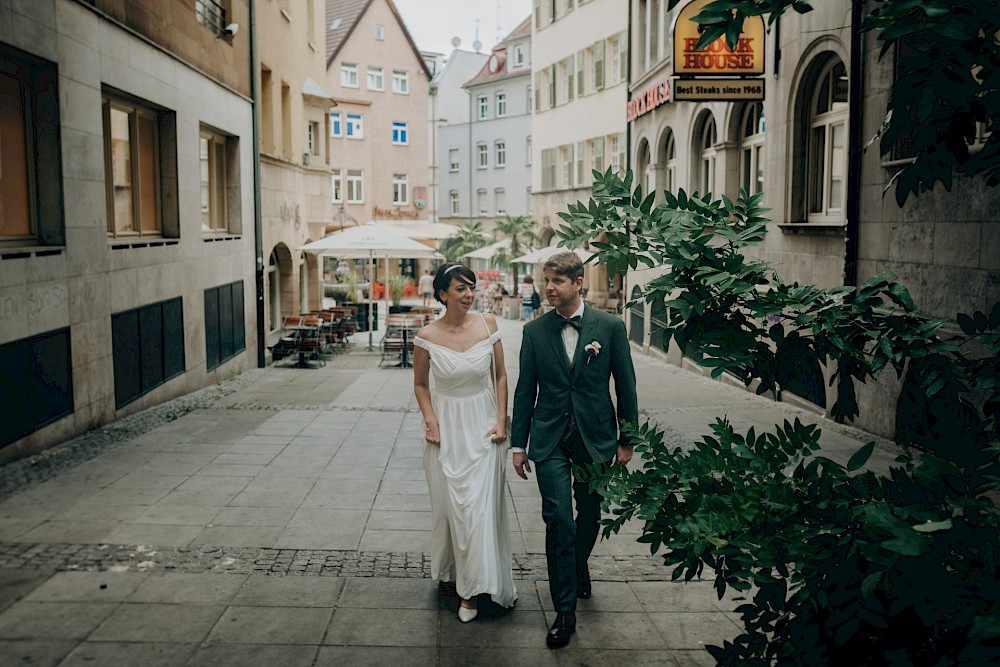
511;251;638;649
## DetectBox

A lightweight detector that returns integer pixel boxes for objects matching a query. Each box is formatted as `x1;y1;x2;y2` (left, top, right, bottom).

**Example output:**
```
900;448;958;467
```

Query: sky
393;0;533;56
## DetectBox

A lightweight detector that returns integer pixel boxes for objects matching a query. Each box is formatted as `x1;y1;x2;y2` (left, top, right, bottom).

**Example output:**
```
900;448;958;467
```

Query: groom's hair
544;251;584;281
433;263;476;305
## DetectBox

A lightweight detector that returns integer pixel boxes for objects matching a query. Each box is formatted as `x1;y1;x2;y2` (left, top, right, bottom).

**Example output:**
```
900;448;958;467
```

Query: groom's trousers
536;428;602;612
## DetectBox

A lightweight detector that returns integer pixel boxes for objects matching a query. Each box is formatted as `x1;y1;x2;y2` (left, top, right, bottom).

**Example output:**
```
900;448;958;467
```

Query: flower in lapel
584;340;601;364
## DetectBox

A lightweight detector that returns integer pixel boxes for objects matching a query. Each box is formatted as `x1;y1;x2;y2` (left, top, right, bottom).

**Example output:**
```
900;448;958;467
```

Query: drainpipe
250;0;266;366
844;0;863;286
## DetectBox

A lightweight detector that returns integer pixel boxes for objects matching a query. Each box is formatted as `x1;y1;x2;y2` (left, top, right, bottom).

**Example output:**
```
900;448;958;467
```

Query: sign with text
673;0;765;77
626;77;671;122
672;78;765;101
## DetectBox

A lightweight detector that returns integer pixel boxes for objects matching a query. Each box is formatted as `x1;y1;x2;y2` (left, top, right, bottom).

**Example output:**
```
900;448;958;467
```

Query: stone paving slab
0;315;898;665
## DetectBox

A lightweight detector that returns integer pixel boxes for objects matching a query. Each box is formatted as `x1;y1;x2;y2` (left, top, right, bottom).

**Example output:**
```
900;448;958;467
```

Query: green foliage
387;274;410;306
493;215;539;288
438;222;489;262
669;0;1000;204
566;170;1000;665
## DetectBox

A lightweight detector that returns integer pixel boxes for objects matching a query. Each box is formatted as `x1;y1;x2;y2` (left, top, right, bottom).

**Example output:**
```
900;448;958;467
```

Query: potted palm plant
388;274;412;313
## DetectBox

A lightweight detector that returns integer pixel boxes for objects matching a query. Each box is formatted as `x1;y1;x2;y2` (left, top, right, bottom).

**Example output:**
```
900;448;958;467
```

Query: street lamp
332;203;357;232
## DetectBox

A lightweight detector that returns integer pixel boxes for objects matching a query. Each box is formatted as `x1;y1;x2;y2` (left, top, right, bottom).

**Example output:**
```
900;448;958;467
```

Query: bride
412;264;517;622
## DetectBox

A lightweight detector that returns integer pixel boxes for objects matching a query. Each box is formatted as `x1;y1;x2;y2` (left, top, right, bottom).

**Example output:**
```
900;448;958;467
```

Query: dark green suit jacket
512;306;639;463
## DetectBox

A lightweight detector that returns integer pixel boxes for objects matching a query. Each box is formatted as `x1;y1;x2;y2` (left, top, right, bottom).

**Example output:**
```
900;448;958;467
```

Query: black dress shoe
546;611;576;649
577;581;592;599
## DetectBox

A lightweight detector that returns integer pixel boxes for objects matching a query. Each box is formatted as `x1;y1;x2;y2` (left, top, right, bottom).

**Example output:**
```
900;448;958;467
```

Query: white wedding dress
414;320;518;609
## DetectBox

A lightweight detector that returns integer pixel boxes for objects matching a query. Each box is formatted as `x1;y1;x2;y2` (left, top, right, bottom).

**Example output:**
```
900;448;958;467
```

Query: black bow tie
561;315;582;331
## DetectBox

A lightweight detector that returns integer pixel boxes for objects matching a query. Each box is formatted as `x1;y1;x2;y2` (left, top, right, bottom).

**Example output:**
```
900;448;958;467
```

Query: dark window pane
219;283;234;361
112;310;141;408
0;338;31;445
205;286;220;370
163;297;185;379
232;281;245;353
31;328;73;427
139;304;164;392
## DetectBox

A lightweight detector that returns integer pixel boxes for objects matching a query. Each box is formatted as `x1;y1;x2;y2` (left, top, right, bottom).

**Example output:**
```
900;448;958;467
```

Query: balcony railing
195;0;227;35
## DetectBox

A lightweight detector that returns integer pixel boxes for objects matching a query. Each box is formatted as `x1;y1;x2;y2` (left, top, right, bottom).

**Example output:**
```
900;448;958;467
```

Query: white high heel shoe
458;602;478;623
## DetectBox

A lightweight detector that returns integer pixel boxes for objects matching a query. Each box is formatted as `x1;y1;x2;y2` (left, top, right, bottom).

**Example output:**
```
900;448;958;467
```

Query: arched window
698;115;717;195
808;60;848;219
635;139;651;196
740;102;765;195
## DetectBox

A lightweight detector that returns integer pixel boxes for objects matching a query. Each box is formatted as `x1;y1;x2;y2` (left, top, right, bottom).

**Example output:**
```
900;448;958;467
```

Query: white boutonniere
584;340;601;363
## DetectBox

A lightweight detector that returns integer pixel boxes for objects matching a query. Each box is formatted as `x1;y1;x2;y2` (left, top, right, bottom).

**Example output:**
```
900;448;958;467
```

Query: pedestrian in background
519;275;537;321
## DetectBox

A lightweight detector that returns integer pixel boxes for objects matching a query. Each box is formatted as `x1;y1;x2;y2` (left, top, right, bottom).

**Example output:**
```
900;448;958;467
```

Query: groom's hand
512;452;532;479
615;444;633;466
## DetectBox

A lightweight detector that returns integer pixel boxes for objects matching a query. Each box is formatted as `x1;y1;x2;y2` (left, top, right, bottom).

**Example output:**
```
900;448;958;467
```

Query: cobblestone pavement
0;541;672;581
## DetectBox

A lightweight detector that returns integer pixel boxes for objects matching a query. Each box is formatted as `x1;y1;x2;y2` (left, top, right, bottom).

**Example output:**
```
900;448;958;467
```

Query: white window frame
331;169;343;203
496;92;507;117
307;121;319;155
591;136;604;175
346;113;363;139
449;147;460;172
477;188;488;216
807;60;848;222
340;63;358;87
391;70;409;94
741;103;765;196
513;44;525;67
495;188;506;216
541;148;556;190
699;116;717;195
526;136;532;166
495;140;506;168
477;95;488;120
392;173;409;204
392;121;409;145
375;24;384;40
366;66;384;91
665;134;677;193
561;144;574;189
449;190;460;215
330;111;342;137
477;142;488;169
347;169;364;203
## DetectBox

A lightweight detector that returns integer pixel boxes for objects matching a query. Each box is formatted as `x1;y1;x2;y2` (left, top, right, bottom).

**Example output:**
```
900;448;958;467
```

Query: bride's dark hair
433;264;477;305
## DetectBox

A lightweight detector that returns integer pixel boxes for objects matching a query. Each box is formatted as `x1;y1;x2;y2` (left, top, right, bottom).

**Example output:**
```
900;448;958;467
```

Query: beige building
324;0;432;281
0;0;256;461
530;0;628;305
257;0;336;342
626;0;1000;438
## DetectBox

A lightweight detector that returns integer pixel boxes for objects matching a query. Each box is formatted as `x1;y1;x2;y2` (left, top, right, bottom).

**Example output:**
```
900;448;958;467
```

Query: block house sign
673;0;766;77
627;77;672;122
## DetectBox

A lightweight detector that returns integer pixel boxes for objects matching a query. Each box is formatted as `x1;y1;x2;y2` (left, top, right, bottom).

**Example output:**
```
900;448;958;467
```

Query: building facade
445;19;534;229
258;0;335;342
530;0;628;305
626;0;1000;438
0;0;257;462
324;0;432;279
430;50;489;225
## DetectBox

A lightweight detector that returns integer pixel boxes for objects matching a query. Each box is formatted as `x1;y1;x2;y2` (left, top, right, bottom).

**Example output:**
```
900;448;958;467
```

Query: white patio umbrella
461;239;511;261
511;245;593;264
300;222;441;349
378;221;460;241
